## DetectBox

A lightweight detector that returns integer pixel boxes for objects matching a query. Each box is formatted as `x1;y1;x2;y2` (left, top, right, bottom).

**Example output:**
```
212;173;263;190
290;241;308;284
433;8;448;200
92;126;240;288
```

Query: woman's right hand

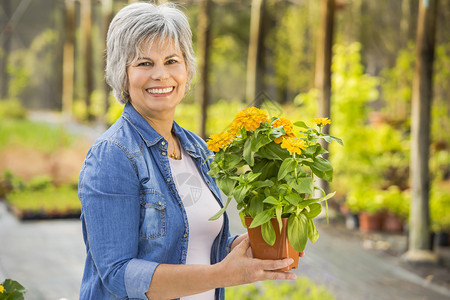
217;238;297;287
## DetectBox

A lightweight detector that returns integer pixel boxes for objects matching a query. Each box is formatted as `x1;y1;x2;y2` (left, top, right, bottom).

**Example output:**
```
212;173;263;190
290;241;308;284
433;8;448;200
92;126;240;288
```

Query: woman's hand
217;238;297;287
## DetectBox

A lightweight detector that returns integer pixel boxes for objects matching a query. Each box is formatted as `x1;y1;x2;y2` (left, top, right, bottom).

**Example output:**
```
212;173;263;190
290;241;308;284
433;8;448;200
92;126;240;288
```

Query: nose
151;63;169;81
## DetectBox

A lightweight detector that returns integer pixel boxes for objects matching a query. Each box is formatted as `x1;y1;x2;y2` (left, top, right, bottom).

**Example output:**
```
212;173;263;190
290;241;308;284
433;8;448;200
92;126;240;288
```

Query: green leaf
287;214;308;252
293;121;308;128
233;184;251;203
243;137;255;166
254;179;274;189
290;177;314;194
2;279;26;300
307;218;319;243
284;193;301;206
261;221;276;246
245;172;261;183
330;135;344;146
263;196;279;205
251;133;272;153
250;210;273;228
208;197;232;221
248;196;264;218
305;203;322;219
216;174;236;196
276;205;283;233
277;158;296;181
306;156;333;182
257;142;290;161
298;192;336;209
222;153;242;170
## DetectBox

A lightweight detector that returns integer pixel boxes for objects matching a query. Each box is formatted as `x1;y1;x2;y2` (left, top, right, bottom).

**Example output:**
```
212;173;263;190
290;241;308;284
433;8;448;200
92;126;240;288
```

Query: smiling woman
78;2;300;300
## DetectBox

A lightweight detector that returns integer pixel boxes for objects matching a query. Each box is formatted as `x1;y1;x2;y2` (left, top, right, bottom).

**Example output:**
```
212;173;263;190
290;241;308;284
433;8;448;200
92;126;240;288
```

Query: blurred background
0;0;449;299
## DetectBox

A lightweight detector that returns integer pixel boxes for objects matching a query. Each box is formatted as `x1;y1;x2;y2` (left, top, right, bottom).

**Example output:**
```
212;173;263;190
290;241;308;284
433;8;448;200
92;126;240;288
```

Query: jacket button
167;178;171;182
158;201;162;206
162;152;167;156
183;233;188;238
206;180;210;185
161;141;166;146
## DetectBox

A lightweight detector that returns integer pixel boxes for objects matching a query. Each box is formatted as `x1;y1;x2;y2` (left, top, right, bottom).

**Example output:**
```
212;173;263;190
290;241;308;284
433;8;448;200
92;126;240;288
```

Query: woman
78;2;298;299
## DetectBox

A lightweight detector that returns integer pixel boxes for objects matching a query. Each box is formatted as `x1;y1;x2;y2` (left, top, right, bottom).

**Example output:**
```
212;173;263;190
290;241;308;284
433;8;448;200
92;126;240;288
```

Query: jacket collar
121;103;198;156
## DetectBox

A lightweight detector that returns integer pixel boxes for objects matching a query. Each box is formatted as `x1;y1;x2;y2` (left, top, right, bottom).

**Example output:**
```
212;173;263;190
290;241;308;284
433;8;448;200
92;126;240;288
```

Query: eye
166;59;178;65
137;61;152;67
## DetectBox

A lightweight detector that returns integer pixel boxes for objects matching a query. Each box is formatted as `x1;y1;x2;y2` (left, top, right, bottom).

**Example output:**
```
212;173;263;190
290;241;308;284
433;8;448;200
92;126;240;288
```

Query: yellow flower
0;284;5;293
280;137;307;155
232;107;269;132
311;117;331;127
273;117;295;144
206;131;233;152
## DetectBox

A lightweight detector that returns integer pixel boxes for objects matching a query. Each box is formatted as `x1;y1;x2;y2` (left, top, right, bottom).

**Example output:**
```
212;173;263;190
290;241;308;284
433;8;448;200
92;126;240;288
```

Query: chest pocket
139;189;166;240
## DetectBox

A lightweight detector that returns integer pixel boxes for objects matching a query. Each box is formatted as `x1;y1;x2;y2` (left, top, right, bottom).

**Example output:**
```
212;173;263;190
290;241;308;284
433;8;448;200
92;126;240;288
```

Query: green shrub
0;119;74;153
0;99;27;120
226;278;335;300
6;185;80;215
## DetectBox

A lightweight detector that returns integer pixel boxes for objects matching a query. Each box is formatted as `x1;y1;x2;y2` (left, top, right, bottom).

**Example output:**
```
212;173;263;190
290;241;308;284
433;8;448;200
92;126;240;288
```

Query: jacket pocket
139;189;166;240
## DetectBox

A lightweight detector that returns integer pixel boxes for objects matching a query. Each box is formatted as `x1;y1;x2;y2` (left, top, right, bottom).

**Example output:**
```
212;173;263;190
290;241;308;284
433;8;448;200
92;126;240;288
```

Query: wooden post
0;0;12;99
197;0;212;139
62;0;76;117
102;0;114;117
81;0;94;120
246;0;265;106
314;0;335;195
404;0;439;264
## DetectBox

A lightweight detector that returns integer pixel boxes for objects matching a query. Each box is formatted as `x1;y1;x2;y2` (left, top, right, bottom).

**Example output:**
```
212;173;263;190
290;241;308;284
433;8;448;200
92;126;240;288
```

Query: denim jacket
78;103;236;300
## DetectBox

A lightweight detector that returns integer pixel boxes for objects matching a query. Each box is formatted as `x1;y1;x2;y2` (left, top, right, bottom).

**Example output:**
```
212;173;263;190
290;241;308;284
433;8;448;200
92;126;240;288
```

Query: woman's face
126;39;188;119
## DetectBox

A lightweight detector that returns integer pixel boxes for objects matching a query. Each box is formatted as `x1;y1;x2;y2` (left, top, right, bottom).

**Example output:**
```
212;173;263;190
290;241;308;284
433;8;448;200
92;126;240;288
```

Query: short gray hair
105;2;196;104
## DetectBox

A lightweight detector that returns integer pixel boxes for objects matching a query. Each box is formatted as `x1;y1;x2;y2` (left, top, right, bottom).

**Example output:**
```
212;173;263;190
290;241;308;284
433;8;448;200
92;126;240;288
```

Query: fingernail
288;258;294;264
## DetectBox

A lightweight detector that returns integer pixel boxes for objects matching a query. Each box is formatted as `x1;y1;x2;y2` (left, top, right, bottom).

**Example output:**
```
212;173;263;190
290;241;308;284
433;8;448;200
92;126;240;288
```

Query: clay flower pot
383;212;404;233
358;211;385;232
244;217;299;271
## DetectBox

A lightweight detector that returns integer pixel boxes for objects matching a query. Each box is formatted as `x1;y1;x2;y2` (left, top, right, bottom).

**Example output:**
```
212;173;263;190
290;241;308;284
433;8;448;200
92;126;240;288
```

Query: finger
299;251;305;258
264;270;297;281
234;238;251;254
260;258;294;271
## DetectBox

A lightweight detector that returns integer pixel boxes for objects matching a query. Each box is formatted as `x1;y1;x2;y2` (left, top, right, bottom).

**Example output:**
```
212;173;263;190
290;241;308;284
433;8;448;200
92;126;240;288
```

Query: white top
169;147;224;300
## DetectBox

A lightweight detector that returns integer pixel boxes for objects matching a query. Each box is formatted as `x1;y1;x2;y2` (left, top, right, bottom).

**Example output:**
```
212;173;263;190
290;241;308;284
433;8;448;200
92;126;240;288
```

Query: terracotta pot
358;211;384;232
244;217;299;271
383;212;404;233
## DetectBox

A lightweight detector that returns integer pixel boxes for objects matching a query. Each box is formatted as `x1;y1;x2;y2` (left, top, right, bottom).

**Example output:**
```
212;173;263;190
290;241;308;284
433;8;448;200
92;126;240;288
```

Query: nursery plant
207;107;342;252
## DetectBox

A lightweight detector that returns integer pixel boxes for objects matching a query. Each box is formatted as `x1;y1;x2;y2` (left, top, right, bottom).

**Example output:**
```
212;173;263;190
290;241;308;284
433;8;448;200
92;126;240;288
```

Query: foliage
225;277;335;300
207;107;342;252
6;184;80;216
7;29;58;108
269;2;317;101
0;99;27;120
0;279;26;300
327;43;382;196
347;185;410;217
0;119;74;153
430;183;450;232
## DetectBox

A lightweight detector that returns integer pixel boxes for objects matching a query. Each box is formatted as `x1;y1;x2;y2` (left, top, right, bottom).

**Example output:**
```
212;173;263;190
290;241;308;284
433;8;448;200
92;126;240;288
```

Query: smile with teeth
146;87;174;94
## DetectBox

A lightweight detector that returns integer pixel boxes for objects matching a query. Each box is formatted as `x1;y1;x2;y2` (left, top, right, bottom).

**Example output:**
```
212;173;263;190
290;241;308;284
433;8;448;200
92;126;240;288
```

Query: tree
246;0;266;106
101;0;114;115
81;0;94;120
197;0;212;139
62;0;76;116
404;0;439;264
314;0;335;195
0;0;12;99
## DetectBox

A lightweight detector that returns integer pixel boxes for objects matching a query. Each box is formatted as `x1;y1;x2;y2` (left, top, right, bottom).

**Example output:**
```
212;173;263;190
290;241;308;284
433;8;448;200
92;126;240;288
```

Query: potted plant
206;107;342;270
382;185;409;233
346;188;385;232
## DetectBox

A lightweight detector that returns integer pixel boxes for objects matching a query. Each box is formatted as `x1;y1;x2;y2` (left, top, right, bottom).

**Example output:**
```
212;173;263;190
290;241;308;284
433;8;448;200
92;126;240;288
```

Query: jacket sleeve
79;140;157;299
